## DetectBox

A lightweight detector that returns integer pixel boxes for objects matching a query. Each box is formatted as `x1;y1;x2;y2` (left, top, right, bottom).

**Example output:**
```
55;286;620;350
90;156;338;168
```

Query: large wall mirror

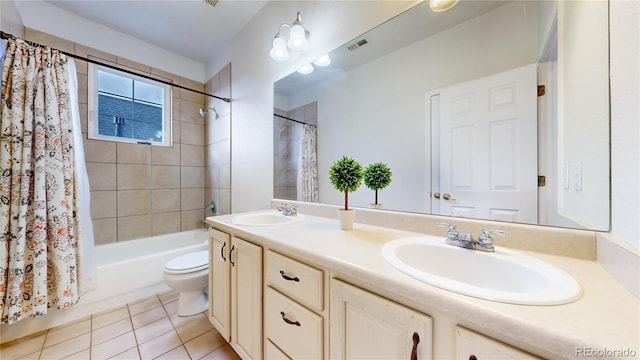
273;0;610;231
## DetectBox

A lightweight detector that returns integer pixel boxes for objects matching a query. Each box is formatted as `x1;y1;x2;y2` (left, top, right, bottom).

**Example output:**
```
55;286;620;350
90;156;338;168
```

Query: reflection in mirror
273;0;609;231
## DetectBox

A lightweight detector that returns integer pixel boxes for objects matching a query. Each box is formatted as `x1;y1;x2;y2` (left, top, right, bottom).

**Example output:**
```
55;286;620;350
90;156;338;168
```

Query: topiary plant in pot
363;162;392;209
329;156;364;229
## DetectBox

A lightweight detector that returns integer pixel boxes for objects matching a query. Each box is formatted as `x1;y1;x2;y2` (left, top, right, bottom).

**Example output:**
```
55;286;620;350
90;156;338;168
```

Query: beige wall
24;28;208;245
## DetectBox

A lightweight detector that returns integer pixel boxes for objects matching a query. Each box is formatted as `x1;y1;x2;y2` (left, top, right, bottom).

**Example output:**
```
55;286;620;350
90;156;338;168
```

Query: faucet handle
437;223;457;232
478;227;506;244
480;227;507;237
437;223;462;241
278;203;298;216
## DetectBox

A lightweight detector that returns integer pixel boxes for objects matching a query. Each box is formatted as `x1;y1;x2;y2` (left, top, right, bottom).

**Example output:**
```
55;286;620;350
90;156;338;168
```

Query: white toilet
163;250;209;316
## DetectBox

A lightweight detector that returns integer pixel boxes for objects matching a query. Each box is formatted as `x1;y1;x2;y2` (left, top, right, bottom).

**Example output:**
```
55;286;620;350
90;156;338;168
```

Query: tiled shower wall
205;65;232;216
273;102;317;200
274;108;300;200
24;28;210;245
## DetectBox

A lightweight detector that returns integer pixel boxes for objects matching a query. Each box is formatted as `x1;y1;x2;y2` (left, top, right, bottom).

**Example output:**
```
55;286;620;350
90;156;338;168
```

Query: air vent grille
347;39;368;51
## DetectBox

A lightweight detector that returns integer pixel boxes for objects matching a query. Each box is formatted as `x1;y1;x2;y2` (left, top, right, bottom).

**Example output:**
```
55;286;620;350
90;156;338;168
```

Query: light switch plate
574;162;583;191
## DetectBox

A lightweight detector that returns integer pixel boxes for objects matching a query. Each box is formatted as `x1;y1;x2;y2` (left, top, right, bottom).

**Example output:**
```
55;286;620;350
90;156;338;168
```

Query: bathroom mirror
273;0;610;231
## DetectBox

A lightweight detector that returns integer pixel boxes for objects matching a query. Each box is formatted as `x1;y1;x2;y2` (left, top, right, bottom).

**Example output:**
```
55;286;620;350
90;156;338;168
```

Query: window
88;63;172;146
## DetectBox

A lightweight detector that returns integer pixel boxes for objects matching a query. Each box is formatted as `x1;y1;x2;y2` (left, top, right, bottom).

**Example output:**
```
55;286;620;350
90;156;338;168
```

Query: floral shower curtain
297;124;318;202
0;37;90;324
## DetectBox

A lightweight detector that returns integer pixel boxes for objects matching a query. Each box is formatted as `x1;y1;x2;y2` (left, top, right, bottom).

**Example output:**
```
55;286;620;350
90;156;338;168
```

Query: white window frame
87;62;173;147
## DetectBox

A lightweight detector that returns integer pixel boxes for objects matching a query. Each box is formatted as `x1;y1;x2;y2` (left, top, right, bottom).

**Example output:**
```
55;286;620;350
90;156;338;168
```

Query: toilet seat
164;250;209;274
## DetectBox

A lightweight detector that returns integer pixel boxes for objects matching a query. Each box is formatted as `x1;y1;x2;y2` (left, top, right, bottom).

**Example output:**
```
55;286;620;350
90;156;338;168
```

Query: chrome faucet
278;203;298;216
438;223;474;249
437;223;506;252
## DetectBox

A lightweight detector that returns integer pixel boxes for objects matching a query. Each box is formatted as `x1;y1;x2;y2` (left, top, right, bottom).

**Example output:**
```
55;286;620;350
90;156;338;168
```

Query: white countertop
207;210;639;360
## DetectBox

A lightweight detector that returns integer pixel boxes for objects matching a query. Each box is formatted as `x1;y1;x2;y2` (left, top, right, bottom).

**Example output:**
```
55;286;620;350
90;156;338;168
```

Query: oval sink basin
381;236;581;305
231;211;305;226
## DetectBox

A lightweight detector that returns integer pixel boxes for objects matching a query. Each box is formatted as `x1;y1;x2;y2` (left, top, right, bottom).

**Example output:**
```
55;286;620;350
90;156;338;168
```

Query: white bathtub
1;229;209;343
92;228;208;305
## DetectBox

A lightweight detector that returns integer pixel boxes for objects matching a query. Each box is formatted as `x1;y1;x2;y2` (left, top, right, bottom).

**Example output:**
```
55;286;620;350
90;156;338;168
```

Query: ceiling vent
347;39;368;51
203;0;219;7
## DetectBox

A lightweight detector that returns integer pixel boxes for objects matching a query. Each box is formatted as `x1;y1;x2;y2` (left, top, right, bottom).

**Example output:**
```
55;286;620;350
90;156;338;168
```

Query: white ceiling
43;0;268;63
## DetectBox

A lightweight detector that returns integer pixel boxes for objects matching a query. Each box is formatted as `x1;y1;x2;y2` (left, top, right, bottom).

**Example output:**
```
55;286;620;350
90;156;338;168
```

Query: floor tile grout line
158;295;192;359
155;344;191;360
160;296;216;359
104;335;139;360
144;294;187;360
37;328;48;360
37;320;94;360
126;302;144;360
132;294;178;360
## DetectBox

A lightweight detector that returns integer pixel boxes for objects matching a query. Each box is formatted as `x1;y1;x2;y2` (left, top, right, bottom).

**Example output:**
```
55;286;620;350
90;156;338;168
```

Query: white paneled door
430;64;538;224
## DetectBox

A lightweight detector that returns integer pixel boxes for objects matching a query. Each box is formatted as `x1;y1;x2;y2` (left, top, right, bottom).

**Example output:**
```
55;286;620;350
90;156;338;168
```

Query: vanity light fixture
270;35;290;61
313;54;331;67
429;0;459;12
297;63;314;75
269;12;310;61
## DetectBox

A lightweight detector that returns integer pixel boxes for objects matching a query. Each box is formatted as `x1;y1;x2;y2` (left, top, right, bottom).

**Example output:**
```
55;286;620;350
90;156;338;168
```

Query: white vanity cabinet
455;326;541;360
264;250;326;359
330;279;433;360
208;228;262;360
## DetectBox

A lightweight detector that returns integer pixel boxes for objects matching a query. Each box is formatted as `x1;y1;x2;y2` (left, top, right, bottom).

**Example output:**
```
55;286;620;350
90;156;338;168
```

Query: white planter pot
337;209;356;230
370;203;384;210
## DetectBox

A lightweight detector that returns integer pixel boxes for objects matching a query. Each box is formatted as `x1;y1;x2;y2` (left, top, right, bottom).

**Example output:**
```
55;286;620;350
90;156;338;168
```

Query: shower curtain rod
0;31;231;103
274;113;316;127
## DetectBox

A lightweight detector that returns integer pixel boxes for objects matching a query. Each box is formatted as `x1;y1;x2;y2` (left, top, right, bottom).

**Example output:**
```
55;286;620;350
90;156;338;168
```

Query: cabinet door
231;237;263;360
330;279;433;360
266;339;291;360
209;229;231;342
456;327;541;360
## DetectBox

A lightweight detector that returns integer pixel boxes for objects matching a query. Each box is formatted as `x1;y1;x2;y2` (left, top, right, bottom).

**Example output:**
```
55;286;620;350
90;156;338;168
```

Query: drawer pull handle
279;270;300;282
280;311;301;326
221;242;226;262
411;332;420;360
229;245;235;267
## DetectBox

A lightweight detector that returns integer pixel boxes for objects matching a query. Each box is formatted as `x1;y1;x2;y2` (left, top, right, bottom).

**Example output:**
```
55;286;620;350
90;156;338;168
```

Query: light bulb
297;63;314;75
313;54;331;67
287;24;308;51
429;0;459;12
270;37;290;61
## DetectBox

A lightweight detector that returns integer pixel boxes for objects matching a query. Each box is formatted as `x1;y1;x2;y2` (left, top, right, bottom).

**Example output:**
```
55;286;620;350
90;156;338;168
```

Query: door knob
443;193;456;201
433;192;441;199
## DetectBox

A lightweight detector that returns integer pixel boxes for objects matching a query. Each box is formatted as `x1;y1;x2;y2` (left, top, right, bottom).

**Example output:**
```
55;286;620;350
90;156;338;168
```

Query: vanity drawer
456;327;541;359
266;250;324;312
265;286;323;360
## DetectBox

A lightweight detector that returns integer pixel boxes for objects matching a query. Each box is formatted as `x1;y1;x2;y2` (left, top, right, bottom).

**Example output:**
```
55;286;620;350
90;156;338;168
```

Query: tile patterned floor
1;291;240;360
